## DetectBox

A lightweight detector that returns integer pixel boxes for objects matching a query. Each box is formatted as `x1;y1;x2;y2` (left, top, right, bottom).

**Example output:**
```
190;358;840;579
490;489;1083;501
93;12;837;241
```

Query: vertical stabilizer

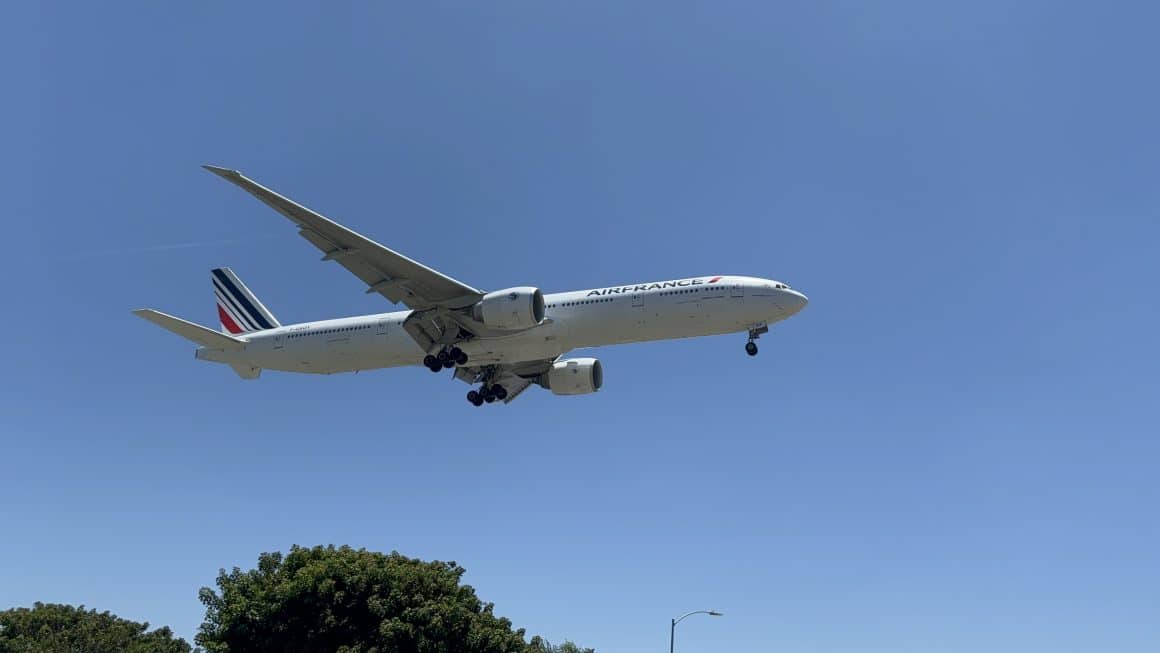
212;267;280;334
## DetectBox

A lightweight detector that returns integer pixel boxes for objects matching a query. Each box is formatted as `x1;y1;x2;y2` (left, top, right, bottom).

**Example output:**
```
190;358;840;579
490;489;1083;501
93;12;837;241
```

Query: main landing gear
745;324;768;357
466;384;507;407
424;346;468;373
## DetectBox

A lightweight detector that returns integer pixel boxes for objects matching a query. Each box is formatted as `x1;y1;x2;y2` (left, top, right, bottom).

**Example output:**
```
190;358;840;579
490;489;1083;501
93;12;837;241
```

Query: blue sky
4;1;1158;651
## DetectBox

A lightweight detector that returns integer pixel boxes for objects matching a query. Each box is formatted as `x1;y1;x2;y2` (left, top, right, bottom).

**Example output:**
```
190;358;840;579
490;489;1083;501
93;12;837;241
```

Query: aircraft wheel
745;341;758;356
442;358;456;369
453;348;468;365
492;384;508;400
423;354;441;372
467;390;483;406
484;392;496;403
437;350;450;364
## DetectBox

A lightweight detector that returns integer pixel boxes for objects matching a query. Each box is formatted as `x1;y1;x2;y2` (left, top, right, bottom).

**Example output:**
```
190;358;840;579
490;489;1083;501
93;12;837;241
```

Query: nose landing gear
745;324;768;357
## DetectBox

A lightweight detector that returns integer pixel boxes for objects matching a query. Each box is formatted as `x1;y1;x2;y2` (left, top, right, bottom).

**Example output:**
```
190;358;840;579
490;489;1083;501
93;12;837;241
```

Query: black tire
472;396;484;407
455;350;468;365
437;350;450;363
467;390;480;405
423;354;440;371
484;393;496;403
442;358;455;369
493;385;508;400
745;341;758;356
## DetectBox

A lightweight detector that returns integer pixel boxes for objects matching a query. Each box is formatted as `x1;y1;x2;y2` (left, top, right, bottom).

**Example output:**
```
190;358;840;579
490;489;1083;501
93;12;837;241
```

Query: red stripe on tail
218;305;244;334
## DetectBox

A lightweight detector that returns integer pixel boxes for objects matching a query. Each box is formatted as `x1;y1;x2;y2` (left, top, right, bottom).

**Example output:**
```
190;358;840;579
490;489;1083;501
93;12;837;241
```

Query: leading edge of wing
201;165;484;308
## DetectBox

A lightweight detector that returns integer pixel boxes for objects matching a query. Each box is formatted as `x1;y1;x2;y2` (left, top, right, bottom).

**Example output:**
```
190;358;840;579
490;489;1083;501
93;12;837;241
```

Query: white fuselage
197;276;807;374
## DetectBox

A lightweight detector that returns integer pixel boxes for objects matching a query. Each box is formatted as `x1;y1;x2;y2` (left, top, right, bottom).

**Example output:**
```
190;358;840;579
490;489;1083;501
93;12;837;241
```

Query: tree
527;637;595;653
197;545;592;653
0;602;193;653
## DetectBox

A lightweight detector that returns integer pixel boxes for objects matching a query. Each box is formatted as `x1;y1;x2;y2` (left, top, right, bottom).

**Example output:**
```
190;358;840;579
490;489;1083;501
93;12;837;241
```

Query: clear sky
4;2;1158;651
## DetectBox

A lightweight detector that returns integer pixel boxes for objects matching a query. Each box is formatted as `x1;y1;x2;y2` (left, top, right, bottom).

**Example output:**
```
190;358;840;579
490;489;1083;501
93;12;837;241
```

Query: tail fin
212;267;280;335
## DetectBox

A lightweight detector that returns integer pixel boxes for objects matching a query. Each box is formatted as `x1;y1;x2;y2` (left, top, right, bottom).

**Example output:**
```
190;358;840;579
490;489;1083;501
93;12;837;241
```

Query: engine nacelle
539;358;603;396
471;287;545;330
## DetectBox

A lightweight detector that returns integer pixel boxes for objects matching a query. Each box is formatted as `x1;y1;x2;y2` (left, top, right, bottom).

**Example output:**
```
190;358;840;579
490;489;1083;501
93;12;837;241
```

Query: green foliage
527;637;595;653
0;602;192;653
197;545;588;653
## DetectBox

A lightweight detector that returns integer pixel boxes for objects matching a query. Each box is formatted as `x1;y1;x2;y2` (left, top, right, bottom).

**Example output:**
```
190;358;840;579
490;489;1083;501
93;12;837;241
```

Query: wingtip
202;164;241;178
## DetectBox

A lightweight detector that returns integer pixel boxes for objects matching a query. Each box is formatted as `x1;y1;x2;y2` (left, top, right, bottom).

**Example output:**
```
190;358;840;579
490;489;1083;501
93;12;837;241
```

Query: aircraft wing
203;166;484;311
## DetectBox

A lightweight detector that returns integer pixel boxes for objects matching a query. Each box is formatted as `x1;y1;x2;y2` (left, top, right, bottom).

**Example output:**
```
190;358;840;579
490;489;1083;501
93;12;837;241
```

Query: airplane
134;166;809;406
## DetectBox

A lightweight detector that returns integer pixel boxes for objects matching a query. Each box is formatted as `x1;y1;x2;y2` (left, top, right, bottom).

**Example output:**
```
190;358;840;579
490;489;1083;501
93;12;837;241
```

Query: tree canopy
527;637;595;653
197;545;591;653
0;602;192;653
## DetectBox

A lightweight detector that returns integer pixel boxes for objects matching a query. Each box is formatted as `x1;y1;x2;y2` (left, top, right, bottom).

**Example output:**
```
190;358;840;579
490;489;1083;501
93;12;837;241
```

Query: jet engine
471;287;545;330
538;358;603;396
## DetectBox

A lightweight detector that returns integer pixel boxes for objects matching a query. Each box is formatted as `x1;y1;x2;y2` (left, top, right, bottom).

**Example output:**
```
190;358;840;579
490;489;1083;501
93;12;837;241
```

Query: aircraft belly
568;299;749;347
460;320;569;364
242;331;422;374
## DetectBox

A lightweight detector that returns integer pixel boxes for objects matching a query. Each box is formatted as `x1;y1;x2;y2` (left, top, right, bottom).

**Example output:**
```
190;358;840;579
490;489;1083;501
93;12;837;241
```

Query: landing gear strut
745;324;768;357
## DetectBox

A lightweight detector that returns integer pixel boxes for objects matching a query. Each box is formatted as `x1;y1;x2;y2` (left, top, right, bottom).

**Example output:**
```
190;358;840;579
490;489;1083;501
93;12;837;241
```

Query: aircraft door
731;283;744;298
273;332;284;349
632;293;644;307
377;318;389;336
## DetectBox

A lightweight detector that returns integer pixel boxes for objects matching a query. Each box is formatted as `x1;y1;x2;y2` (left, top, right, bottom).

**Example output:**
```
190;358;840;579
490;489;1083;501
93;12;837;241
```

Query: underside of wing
203;166;483;311
453;358;559;405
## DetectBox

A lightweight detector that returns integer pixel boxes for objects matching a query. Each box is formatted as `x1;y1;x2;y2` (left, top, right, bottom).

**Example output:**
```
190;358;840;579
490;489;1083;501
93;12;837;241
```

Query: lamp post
670;610;722;653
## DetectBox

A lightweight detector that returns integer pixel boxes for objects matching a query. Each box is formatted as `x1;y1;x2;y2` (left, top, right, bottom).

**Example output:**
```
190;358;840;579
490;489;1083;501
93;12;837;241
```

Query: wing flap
500;377;534;404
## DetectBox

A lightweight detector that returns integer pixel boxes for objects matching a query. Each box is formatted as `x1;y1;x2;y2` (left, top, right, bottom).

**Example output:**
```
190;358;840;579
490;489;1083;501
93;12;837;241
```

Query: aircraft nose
780;289;808;314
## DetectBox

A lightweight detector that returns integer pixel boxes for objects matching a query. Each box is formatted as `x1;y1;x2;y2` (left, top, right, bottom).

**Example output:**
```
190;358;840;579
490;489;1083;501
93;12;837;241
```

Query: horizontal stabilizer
133;309;247;350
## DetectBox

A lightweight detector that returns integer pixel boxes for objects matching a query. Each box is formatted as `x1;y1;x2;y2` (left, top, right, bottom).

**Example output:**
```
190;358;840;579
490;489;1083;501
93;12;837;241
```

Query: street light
670;610;722;653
